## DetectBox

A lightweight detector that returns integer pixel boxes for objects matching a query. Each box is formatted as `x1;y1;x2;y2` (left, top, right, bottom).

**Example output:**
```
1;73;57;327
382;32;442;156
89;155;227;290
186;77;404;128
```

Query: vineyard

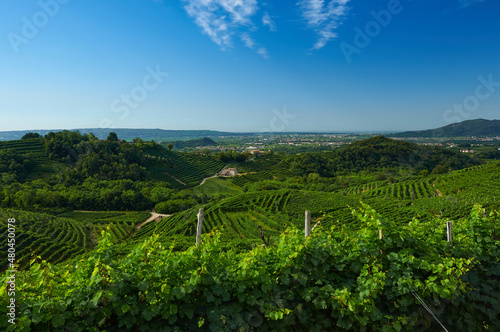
131;190;420;247
146;149;225;187
0;138;49;166
359;162;500;220
2;162;498;273
0;209;90;272
130;162;500;250
1;133;499;330
0;210;151;272
92;223;134;244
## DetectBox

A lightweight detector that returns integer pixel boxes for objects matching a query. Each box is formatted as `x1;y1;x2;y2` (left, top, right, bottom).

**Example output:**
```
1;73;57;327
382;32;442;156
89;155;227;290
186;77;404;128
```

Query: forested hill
0;131;225;188
0;128;251;141
169;137;218;149
391;118;500;137
290;136;482;176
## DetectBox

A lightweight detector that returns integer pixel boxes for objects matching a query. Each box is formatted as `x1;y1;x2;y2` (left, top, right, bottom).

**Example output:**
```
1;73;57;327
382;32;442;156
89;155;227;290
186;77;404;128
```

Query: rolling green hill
392;118;500;137
169;137;218;149
289;135;482;176
131;161;500;248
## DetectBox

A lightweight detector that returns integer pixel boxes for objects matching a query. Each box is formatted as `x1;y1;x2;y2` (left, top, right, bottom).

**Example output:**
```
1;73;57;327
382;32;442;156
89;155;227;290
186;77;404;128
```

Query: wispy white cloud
458;0;485;8
241;33;269;58
257;47;269;58
298;0;351;50
183;0;259;49
262;12;276;31
240;32;255;48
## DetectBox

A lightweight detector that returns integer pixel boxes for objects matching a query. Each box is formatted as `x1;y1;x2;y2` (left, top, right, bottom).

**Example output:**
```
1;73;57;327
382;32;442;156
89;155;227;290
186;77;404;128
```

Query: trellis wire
411;292;449;332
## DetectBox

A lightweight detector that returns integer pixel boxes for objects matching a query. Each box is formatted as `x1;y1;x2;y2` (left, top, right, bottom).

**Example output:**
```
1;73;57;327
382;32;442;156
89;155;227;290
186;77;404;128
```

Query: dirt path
135;212;171;230
199;164;229;186
200;174;218;186
431;182;443;197
170;175;186;186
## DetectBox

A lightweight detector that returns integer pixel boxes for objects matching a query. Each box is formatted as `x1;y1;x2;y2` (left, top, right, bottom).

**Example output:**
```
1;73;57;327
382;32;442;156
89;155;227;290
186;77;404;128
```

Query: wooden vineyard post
305;210;311;238
196;208;204;246
446;221;453;243
379;222;385;255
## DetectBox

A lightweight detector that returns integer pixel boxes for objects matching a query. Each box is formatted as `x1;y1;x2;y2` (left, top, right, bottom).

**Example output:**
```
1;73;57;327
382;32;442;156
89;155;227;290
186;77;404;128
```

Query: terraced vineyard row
132;187;435;245
434;162;500;198
0;209;90;271
93;222;134;244
146;149;224;186
343;181;386;194
0;138;49;165
132;191;294;242
366;178;436;200
132;188;416;243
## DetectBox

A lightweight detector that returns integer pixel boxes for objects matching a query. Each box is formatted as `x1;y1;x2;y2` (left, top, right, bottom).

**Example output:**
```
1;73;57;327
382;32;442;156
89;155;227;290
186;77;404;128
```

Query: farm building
221;168;237;177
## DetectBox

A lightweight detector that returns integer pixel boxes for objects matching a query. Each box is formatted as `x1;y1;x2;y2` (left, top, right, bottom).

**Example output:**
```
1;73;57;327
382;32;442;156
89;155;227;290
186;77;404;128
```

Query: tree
22;132;42;139
420;169;429;177
431;164;450;175
107;132;119;141
167;143;174;151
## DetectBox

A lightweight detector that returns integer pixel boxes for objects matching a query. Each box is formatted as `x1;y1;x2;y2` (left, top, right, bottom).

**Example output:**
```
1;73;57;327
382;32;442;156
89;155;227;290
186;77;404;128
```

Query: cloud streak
262;12;276;31
298;0;351;50
257;47;269;58
240;32;255;48
183;0;258;49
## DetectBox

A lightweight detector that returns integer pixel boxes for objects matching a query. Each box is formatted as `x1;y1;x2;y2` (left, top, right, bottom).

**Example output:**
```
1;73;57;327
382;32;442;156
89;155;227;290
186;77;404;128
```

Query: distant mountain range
1;118;499;141
392;119;500;137
0;128;252;141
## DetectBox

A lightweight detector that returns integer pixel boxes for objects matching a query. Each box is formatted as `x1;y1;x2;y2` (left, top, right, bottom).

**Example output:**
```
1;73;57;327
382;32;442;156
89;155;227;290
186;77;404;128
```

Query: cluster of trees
216;149;250;162
0;178;208;212
0;149;35;182
42;131;149;181
164;137;217;150
478;149;500;160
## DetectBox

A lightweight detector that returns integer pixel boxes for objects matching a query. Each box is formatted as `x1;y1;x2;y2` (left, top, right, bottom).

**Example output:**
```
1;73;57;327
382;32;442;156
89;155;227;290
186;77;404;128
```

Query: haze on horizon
0;0;499;133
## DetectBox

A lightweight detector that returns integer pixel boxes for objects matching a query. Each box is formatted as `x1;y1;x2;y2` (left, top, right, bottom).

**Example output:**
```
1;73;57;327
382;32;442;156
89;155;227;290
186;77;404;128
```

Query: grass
191;177;242;196
57;210;151;225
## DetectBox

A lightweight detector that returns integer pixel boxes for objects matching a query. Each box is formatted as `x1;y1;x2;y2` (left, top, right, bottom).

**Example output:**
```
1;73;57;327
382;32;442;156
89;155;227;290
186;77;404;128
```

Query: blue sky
0;0;499;133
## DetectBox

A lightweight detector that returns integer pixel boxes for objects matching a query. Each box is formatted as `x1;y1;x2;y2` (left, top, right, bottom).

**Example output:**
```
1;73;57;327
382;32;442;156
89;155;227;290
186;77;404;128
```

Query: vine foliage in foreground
1;204;499;331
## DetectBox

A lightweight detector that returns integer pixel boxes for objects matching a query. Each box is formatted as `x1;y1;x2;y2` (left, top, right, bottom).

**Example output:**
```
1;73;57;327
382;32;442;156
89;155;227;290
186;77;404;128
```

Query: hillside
0;132;225;187
2;163;499;331
392;118;500;137
290;136;482;176
169;137;218;149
